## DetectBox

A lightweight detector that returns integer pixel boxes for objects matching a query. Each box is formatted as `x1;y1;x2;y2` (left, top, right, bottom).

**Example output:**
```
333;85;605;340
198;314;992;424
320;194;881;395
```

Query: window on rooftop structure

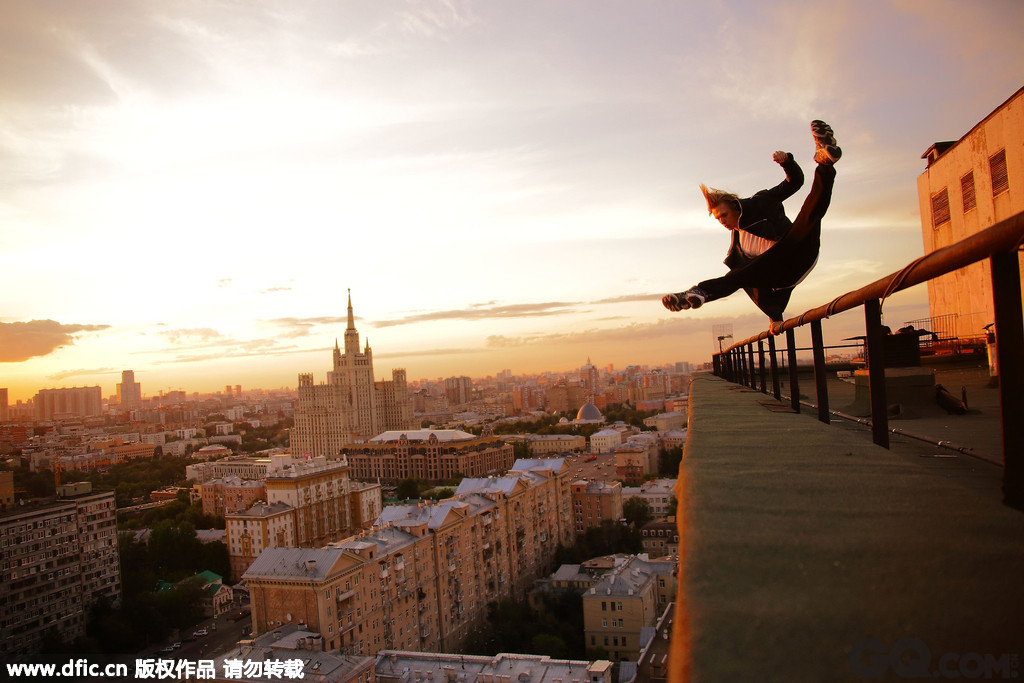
930;188;951;227
961;172;977;212
990;149;1009;196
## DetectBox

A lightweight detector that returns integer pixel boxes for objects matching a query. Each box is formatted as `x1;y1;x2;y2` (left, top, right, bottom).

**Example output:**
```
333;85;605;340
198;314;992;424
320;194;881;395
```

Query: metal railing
712;211;1024;510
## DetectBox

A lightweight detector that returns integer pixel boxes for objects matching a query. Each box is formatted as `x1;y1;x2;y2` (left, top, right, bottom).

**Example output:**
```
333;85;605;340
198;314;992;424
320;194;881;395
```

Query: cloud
376;346;489;360
259;286;293;294
264;316;349;337
151;342;318;366
46;367;119;382
0;320;110;362
484;314;761;349
156;328;226;345
372;295;662;328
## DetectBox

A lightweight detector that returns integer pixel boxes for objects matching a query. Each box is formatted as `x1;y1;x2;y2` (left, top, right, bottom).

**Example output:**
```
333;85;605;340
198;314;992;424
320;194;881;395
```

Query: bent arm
761;152;804;202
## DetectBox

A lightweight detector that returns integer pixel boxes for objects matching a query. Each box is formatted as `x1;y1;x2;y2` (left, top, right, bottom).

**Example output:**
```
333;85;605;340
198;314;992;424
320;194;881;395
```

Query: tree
531;633;568;658
396;478;422;500
666;495;678;518
623;497;652;528
658;445;683;476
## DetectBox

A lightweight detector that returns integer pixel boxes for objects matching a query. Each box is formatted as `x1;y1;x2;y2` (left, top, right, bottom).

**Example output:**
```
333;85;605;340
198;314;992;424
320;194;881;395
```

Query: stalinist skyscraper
291;292;415;458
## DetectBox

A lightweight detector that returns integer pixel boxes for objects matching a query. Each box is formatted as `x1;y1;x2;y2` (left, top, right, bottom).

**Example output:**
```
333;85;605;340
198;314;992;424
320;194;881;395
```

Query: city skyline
2;1;1022;402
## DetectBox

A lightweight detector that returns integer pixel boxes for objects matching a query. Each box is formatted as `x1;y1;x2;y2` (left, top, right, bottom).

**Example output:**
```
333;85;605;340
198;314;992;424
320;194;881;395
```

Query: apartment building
292;293;416;458
570;480;624;534
640;519;679;559
185;454;274;483
226;501;297;581
622;478;678;517
244;459;573;655
0;483;120;661
34;386;103;420
918;86;1023;341
116;370;142;408
642;411;686;432
343;429;514;484
264;454;359;547
582;555;677;662
200;476;267;517
524;433;586;456
224;454;382;580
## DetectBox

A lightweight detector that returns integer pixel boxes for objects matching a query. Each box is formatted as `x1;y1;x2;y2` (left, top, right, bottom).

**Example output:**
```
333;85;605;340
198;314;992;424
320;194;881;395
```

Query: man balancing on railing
662;120;842;330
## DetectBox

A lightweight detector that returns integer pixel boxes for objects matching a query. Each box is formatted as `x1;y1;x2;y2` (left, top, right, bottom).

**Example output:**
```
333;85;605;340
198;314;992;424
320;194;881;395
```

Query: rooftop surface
669;371;1024;682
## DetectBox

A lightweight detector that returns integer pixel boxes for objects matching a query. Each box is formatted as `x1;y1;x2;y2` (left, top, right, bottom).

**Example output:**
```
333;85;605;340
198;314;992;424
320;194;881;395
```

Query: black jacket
723;154;804;269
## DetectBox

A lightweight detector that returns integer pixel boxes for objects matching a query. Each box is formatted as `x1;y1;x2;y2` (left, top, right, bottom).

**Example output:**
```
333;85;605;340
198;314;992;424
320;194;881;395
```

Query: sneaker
814;143;842;164
683;287;708;309
662;293;690;311
811;120;841;164
811;119;834;140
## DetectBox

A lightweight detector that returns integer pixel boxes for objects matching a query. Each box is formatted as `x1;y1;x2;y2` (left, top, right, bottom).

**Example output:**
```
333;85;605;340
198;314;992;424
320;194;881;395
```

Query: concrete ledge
671;373;1024;682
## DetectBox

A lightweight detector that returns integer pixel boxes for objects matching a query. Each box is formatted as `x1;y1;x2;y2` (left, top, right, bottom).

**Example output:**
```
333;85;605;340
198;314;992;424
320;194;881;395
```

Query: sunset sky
2;1;1022;402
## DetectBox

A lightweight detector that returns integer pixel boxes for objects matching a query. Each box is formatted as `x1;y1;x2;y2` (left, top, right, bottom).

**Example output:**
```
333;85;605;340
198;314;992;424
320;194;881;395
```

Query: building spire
347;288;355;331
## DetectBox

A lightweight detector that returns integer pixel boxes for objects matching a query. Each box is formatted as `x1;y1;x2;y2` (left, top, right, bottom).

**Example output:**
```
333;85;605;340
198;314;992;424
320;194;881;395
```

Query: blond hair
700;184;740;214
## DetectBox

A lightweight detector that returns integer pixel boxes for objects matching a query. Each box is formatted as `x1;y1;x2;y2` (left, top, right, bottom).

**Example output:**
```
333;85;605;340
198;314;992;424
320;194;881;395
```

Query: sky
1;0;1022;403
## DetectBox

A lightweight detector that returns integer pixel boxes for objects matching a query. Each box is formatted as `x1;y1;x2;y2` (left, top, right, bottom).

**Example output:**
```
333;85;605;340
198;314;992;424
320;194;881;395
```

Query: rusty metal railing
712;211;1024;510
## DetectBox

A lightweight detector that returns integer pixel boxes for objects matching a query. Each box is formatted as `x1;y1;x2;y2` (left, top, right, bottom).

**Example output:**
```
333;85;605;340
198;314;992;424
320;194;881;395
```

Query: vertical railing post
768;334;781;400
864;298;890;448
810;320;830;424
786;328;800;412
757;340;767;394
713;353;721;377
747;343;756;390
990;251;1024;509
736;346;746;386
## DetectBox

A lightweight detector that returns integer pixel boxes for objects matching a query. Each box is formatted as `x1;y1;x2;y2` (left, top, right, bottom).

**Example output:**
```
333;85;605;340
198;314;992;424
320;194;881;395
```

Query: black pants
698;163;836;321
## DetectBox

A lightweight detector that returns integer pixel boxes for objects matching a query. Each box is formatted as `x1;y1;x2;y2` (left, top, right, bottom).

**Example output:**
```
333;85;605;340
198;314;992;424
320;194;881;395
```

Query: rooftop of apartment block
243;546;349;581
210;623;372;681
264;453;349;479
1;482;114;520
226;500;293;519
589;555;672;598
369;429;478;443
374;650;613;683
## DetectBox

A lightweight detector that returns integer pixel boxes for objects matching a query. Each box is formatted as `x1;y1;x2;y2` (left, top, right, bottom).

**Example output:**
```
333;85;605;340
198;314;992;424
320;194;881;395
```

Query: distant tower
712;324;734;354
292;291;415;458
116;371;142;408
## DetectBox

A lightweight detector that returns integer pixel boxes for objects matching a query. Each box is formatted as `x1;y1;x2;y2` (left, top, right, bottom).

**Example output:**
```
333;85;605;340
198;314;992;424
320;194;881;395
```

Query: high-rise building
0;483;120;662
116;370;142;408
33;386;103;420
0;387;8;422
292;292;416;458
443;376;473;406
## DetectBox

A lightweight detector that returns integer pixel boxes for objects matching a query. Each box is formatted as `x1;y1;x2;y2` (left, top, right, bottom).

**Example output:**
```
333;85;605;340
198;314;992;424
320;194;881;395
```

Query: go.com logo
849;637;1020;679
